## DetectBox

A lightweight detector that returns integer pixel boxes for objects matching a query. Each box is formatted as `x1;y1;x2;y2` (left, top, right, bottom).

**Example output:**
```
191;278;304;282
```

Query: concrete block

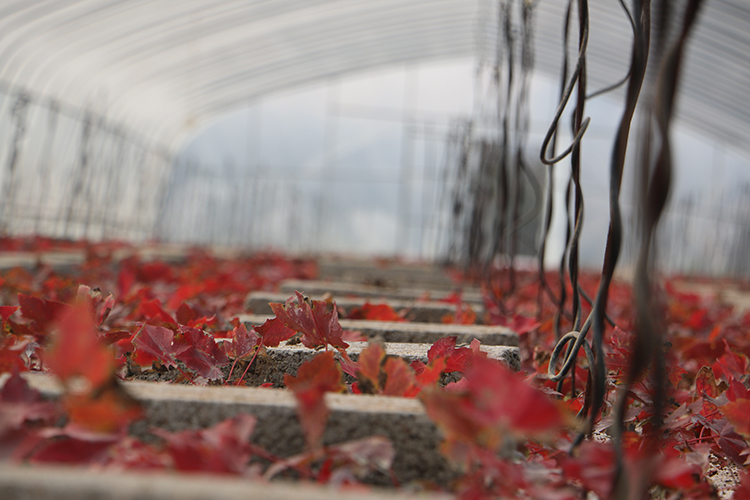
244;292;479;324
0;464;451;500
13;373;453;486
279;279;484;305
317;258;459;289
240;314;518;347
208;340;520;387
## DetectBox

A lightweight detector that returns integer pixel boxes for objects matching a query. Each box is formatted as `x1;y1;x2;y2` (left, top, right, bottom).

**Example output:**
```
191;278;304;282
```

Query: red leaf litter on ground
254;316;296;348
131;324;188;370
44;302;116;390
269;291;348;350
177;325;229;381
284;350;345;449
18;293;70;338
153;414;257;475
346;302;403;322
422;356;566;450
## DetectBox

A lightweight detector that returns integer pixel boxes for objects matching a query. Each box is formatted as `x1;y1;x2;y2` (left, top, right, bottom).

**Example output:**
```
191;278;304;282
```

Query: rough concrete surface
240;314;518;346
279;279;484;305
316;258;458;289
13;373;454;485
245;292;476;323
0;464;452;500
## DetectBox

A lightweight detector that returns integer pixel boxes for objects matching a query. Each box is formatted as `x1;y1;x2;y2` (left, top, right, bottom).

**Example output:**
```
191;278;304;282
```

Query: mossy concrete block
0;464;452;500
244;292;477;324
240;314;518;347
279;279;484;305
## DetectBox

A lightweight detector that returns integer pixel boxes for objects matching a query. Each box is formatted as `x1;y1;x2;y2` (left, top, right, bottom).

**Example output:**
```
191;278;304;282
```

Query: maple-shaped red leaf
652;448;704;491
284;350;344;449
734;472;750;499
99;437;169;471
153;414;257;474
18;293;70;336
0;305;19;323
558;441;615;499
255;316;295;348
136;298;177;326
721;399;750;437
27;435;116;465
427;336;476;373
0;371;59;438
382;357;418;397
726;378;750;403
413;357;446;389
44;302;116;389
270;292;348;350
131;324;188;369
177;326;229;380
491;313;541;335
355;342;386;393
227;323;260;360
441;304;477;325
421;356;565;449
167;284;205;311
64;380;143;434
76;284;115;326
346;302;403;322
0;337;27;374
695;366;726;399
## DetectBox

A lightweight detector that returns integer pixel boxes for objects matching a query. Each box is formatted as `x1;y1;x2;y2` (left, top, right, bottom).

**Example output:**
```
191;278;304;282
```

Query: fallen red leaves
0;238;749;498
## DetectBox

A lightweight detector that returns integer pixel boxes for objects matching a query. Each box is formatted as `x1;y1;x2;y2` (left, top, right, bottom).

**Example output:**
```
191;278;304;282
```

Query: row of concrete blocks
1;260;500;498
2;322;520;499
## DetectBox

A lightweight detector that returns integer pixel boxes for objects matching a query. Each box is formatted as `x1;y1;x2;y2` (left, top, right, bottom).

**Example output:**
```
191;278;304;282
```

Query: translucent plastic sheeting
0;0;747;156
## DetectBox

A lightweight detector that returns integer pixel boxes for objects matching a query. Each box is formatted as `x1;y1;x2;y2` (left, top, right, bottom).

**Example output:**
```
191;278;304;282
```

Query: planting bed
3;240;750;499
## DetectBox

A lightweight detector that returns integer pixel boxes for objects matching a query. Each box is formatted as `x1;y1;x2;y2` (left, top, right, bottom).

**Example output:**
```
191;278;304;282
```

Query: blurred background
0;0;748;275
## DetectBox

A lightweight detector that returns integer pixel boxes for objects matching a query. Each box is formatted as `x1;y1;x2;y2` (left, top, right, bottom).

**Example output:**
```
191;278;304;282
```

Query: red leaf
228;323;260;360
64;382;143;434
0;337;27;373
284;351;344;449
421;356;565;448
356;342;386;393
427;336;475;373
0;306;19;323
76;285;115;326
255;317;295;348
382;357;417;397
492;314;541;335
18;293;70;336
346;302;403;322
270;292;348;349
414;356;446;389
153;414;256;474
44;302;115;389
721;399;750;437
131;324;188;369
177;326;228;380
136;298;177;326
694;366;725;399
559;441;615;499
28;436;115;465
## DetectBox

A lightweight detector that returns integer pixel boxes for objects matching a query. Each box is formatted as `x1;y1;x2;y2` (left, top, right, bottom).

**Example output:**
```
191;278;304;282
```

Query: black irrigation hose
611;1;704;497
537;0;572;336
586;0;636;100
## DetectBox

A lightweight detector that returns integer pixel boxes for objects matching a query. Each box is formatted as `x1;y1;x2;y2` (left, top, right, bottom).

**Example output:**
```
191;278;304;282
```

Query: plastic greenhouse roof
0;0;747;156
